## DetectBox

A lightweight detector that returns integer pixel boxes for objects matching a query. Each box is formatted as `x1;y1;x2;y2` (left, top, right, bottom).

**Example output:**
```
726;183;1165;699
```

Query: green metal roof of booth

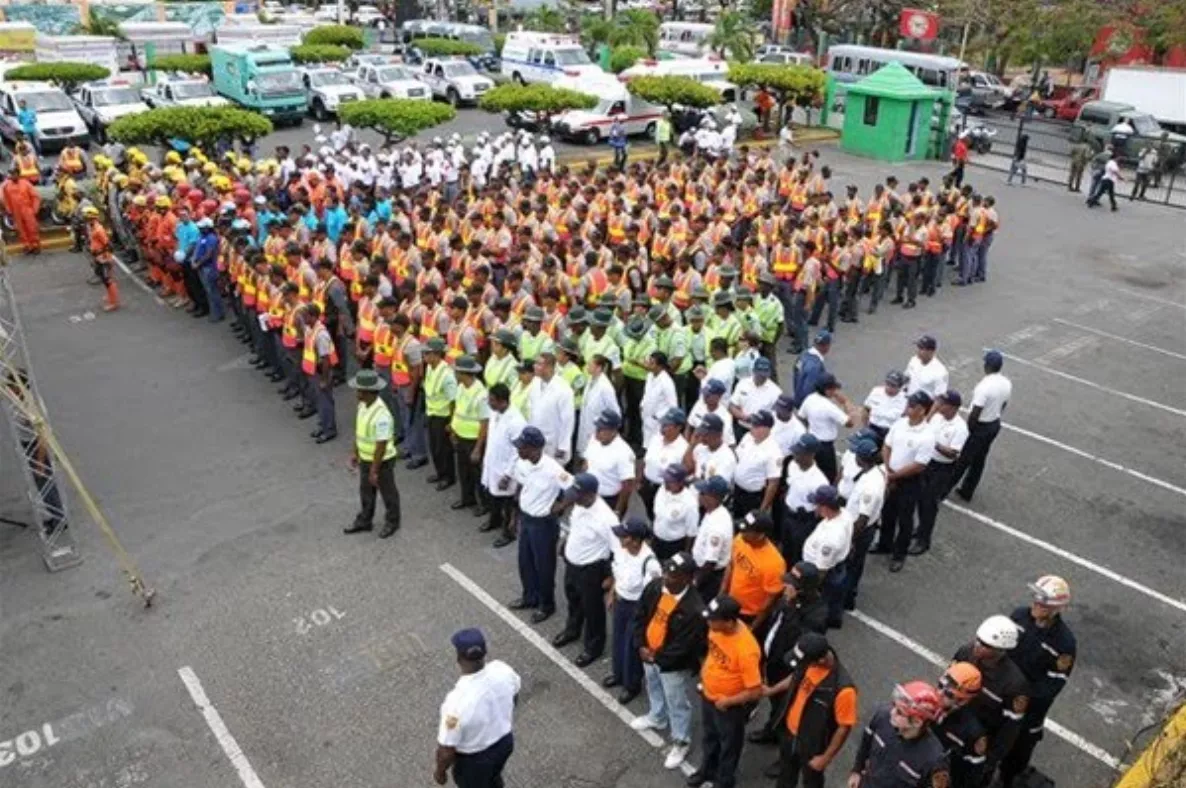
845;62;940;100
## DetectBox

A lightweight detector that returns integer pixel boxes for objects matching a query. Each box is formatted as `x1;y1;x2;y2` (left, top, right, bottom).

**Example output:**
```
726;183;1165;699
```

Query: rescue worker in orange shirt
2;168;41;254
720;511;787;631
83;205;120;312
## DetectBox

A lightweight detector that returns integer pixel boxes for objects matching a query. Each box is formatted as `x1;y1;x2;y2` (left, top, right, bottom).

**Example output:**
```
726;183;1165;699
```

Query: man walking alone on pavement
346;370;401;537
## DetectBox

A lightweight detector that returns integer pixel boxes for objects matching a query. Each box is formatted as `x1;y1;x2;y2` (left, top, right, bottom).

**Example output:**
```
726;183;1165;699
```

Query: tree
149;54;212;76
493;33;507;55
609;45;646;74
290;44;352;64
3;63;110;94
479;83;597;126
73;15;123;38
708;11;759;62
609;10;660;55
580;14;614;50
302;24;365;50
338;99;455;143
522;6;568;33
108;106;273;147
412;37;485;58
728;63;826;125
1110;0;1186;63
626;75;721;111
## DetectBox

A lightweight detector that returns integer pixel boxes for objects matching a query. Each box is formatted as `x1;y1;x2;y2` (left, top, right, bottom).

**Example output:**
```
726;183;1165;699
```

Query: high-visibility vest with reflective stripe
484;353;517;390
391;333;413;386
372;323;395;368
771;245;799;281
314;276;341;312
520;331;549;363
356;400;397;462
17;154;38;180
301;323;338;374
282;304;303;348
451;381;487;439
511;380;532;420
420;305;443;339
242;272;258;307
585;267;608;306
357;297;378;343
622;336;654;381
559;361;585;408
445;324;465;364
925;224;944;254
424;361;455;417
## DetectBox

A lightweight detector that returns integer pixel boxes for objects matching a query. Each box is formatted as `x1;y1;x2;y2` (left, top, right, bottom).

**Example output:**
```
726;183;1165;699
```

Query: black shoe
478;520;498;532
493;534;516;548
763;760;782;779
954;488;973;502
904;301;916;309
686;770;709;787
530;608;554;624
268;372;285;382
843;597;856;611
451;500;474;510
889;559;905;573
297;408;316;420
248;356;261;365
378;523;400;538
617;687;639;704
747;729;777;745
435;480;456;492
867;545;892;555
907;540;929;556
406;457;428;470
282;390;300;401
827;617;843;630
311;430;323;439
574;652;598;668
508;597;536;611
315;432;337;444
426;475;441;484
602;675;621;688
889;297;903;305
552;631;579;648
343;523;373;534
472;506;489;518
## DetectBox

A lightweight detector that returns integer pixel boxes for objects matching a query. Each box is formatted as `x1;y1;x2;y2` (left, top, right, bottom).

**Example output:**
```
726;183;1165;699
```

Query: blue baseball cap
793;434;820;454
695;475;730;498
702;379;727;396
661;407;687;427
612;516;649;539
908;390;934;409
566;472;600;497
813;330;833;346
739;510;774;534
916;334;938;350
808;484;841;508
854;438;880;460
984;349;1004;370
663;463;689;483
753;357;772;374
938;389;962;407
451;628;487;660
885;370;907;388
748;409;774;428
775;394;796;411
847;427;879;448
697;413;725;433
595;410;623;430
513;426;546;448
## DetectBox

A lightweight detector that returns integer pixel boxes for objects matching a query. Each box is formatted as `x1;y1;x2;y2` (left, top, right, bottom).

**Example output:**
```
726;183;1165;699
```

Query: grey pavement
2;148;1185;788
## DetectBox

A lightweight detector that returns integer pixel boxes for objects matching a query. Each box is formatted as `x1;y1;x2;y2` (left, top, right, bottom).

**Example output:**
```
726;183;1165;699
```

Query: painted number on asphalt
0;724;60;767
0;697;134;769
294;606;345;635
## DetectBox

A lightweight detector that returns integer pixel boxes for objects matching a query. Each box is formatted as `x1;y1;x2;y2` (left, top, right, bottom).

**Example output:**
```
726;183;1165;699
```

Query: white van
657;22;714;58
0;81;90;150
550;74;663;144
619;57;738;101
500;31;602;85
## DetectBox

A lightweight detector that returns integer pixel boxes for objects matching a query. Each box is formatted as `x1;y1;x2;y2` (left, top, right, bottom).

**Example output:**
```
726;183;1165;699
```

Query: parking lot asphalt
1;147;1184;788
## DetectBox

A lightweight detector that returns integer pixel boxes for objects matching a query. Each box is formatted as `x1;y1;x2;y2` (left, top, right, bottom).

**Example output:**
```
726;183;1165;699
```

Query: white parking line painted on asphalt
112;253;163;301
943;501;1186;615
178;666;266;788
1110;287;1186;311
996;351;1186;418
847;609;1122;770
1051;318;1186;361
440;562;695;777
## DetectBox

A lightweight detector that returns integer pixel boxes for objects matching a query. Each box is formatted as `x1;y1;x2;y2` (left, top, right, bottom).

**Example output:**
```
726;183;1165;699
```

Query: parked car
352;63;432;100
417;57;493;106
298;66;365;120
0;81;90;151
1039;85;1098;121
1071;100;1186;167
956;70;1009;114
71;81;149;143
141;76;232;109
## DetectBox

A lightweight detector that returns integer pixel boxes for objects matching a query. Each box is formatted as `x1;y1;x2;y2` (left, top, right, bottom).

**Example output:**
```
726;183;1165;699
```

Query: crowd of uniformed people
75;127;1076;788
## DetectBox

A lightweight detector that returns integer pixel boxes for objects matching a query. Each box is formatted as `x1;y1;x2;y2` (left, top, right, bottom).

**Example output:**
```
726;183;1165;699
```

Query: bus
658;22;714;58
823;45;964;129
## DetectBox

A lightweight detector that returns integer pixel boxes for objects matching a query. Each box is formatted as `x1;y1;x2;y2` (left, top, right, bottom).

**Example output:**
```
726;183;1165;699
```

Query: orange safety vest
789;183;809;211
357;297;378;343
771;244;799;281
242;270;258;307
465;304;490;348
17;153;39;181
445;323;465;364
741;257;761;290
266;288;286;329
372;322;395;368
339;251;358;282
925;224;943;254
672;270;694;309
391;334;413;386
420;304;444;339
281;304;302;348
703;266;721;293
585;267;608;306
607;214;627;244
313;276;341;312
59;148;84;174
301;322;338;374
255;274;271;314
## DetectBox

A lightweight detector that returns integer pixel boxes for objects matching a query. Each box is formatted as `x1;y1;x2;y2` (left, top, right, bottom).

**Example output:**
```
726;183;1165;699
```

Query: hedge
108;106;273;146
727;63;826;108
625;75;721;110
412;37;484;57
303;24;365;50
4;62;110;92
609;45;646;74
478;83;597;115
290;44;352;64
337;99;455;143
149;54;212;77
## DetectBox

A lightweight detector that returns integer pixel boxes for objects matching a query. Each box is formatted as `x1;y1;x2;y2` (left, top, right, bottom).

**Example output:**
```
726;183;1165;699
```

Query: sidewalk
971;151;1185;209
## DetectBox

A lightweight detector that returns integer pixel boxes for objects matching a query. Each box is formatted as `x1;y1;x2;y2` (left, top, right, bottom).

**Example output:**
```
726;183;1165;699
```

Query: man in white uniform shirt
605;516;661;704
691;475;733;600
435;628;520;788
904;335;949;399
529;350;575;463
581;410;637;518
862;370;908;437
771;395;805;459
802;485;853;629
509;426;572;623
685;413;738;484
552;473;618;666
871;391;936;573
840;438;886;613
651;464;700;560
641;408;690;520
480;384;526;549
731;410;784;517
797;373;854;483
688;378;737;447
914;389;969;556
780;434;829;564
952;349;1012;503
577;355;620;460
728;357;782;439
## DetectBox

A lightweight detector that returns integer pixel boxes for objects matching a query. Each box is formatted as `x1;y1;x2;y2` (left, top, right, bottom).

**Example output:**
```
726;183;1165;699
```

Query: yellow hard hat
82;205;100;218
127;147;142;159
202;162;218;175
193;149;208;164
223;151;237;161
114;173;129;186
128;175;143;187
167;169;186;184
131;152;149;165
236;157;252;172
63;178;79;193
155;196;172;208
93;155;112;170
165;151;182;164
133;195;147;206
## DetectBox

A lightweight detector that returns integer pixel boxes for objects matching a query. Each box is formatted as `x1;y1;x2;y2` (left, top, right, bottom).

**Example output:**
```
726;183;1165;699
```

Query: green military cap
567;306;589;325
632;294;651;309
558;337;581;357
717;265;738;278
425;337;447;354
653;274;675;290
624;316;648;339
591;307;614;326
455;355;483;374
758;271;777;287
712;291;734;307
523;306;545;323
691;285;711;300
734;286;754;301
647;304;666;322
348;369;386;391
492;329;518;349
599;293;619;308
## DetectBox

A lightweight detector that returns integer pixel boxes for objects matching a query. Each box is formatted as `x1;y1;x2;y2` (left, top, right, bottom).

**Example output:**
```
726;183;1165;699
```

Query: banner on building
899;8;940;42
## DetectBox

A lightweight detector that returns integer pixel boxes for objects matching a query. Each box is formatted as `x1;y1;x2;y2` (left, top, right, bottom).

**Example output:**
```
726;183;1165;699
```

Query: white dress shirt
971;372;1012;422
513;454;571;517
798;392;849;441
582;435;637;497
692;505;733;569
845;465;886;525
688;400;736;446
640;371;679;447
732;433;783;493
643;433;689;484
705;358;736;392
772;414;805;456
577;374;620;456
611;543;661;601
864;385;907;430
927;412;969;464
837;449;861;500
802;510;854;570
482;406;527;497
692;442;738;482
437;660;521;754
784;462;828;511
730;378;783;419
652;486;700;542
905;356;949;398
563;496;617;565
529;374;575;460
884;417;936;473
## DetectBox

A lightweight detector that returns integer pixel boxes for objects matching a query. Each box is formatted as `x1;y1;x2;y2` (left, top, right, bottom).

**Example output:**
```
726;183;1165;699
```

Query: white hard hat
976;615;1020;650
174;250;186;263
432;136;442;145
540;135;550;144
1029;575;1071;607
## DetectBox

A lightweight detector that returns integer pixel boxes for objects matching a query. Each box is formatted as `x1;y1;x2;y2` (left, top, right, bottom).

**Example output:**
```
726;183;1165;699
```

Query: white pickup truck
418;57;493;107
353;63;432;101
140;77;231;109
71;82;149;143
299;66;365;120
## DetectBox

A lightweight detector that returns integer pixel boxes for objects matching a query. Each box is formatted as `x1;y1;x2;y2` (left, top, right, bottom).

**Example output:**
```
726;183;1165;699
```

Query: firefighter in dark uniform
999;576;1076;788
749;562;829;749
764;632;858;788
934;662;990;788
848;681;950;788
952;615;1030;784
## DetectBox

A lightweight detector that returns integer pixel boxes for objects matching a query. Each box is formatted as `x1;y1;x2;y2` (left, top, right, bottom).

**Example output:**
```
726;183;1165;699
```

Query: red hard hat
200;199;219;216
892;681;943;722
233;188;250;204
176;183;192;197
186;189;205;205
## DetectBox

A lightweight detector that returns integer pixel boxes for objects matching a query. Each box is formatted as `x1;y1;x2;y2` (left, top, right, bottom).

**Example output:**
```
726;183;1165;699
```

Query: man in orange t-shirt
721;510;787;630
690;595;763;788
763;632;857;788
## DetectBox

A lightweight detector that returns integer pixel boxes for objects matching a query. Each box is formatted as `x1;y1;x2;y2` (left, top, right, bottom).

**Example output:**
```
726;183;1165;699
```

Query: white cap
540;135;550;144
976;615;1020;650
174;250;186;263
254;195;266;205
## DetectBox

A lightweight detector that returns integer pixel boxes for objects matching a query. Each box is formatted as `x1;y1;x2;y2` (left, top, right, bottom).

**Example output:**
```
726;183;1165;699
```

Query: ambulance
499;31;604;85
549;73;664;145
618;57;739;101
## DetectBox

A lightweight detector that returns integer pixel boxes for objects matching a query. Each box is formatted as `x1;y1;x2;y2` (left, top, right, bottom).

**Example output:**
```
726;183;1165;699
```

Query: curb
557;128;840;166
1115;702;1186;788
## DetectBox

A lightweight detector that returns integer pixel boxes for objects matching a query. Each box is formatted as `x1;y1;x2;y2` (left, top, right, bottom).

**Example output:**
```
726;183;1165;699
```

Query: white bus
823;45;964;129
658;22;714;58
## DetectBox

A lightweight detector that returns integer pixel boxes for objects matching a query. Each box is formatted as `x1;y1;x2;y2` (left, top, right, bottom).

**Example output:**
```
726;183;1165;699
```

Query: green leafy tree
3;63;110;94
579;14;614;50
609;9;660;55
709;11;759;62
609;45;646;73
108;106;272;146
494;33;507;55
338;99;455;143
478;83;597;125
412;37;485;57
626;75;721;111
150;54;212;76
290;44;353;64
302;24;365;50
522;6;568;33
728;63;826;125
73;15;124;38
1107;0;1186;64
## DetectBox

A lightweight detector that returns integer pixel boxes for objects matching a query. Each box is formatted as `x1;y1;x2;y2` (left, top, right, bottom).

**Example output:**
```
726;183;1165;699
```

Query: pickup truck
299;66;366;120
71;82;149;143
140;77;231;109
353;63;432;101
417;57;493;107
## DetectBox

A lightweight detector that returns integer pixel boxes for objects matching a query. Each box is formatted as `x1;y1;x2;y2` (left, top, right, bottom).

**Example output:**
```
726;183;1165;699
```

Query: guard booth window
863;96;879;126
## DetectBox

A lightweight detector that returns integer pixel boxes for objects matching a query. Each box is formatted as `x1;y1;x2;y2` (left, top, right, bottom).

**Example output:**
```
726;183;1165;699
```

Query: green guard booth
840;62;940;163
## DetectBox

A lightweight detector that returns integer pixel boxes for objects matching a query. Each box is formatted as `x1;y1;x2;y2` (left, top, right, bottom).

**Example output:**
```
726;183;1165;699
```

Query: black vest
785;656;856;759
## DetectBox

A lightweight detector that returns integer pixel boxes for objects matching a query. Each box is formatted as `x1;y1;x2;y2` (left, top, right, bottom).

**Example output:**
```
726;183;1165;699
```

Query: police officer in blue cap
435;628;521;788
841;437;886;612
792;331;831;410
